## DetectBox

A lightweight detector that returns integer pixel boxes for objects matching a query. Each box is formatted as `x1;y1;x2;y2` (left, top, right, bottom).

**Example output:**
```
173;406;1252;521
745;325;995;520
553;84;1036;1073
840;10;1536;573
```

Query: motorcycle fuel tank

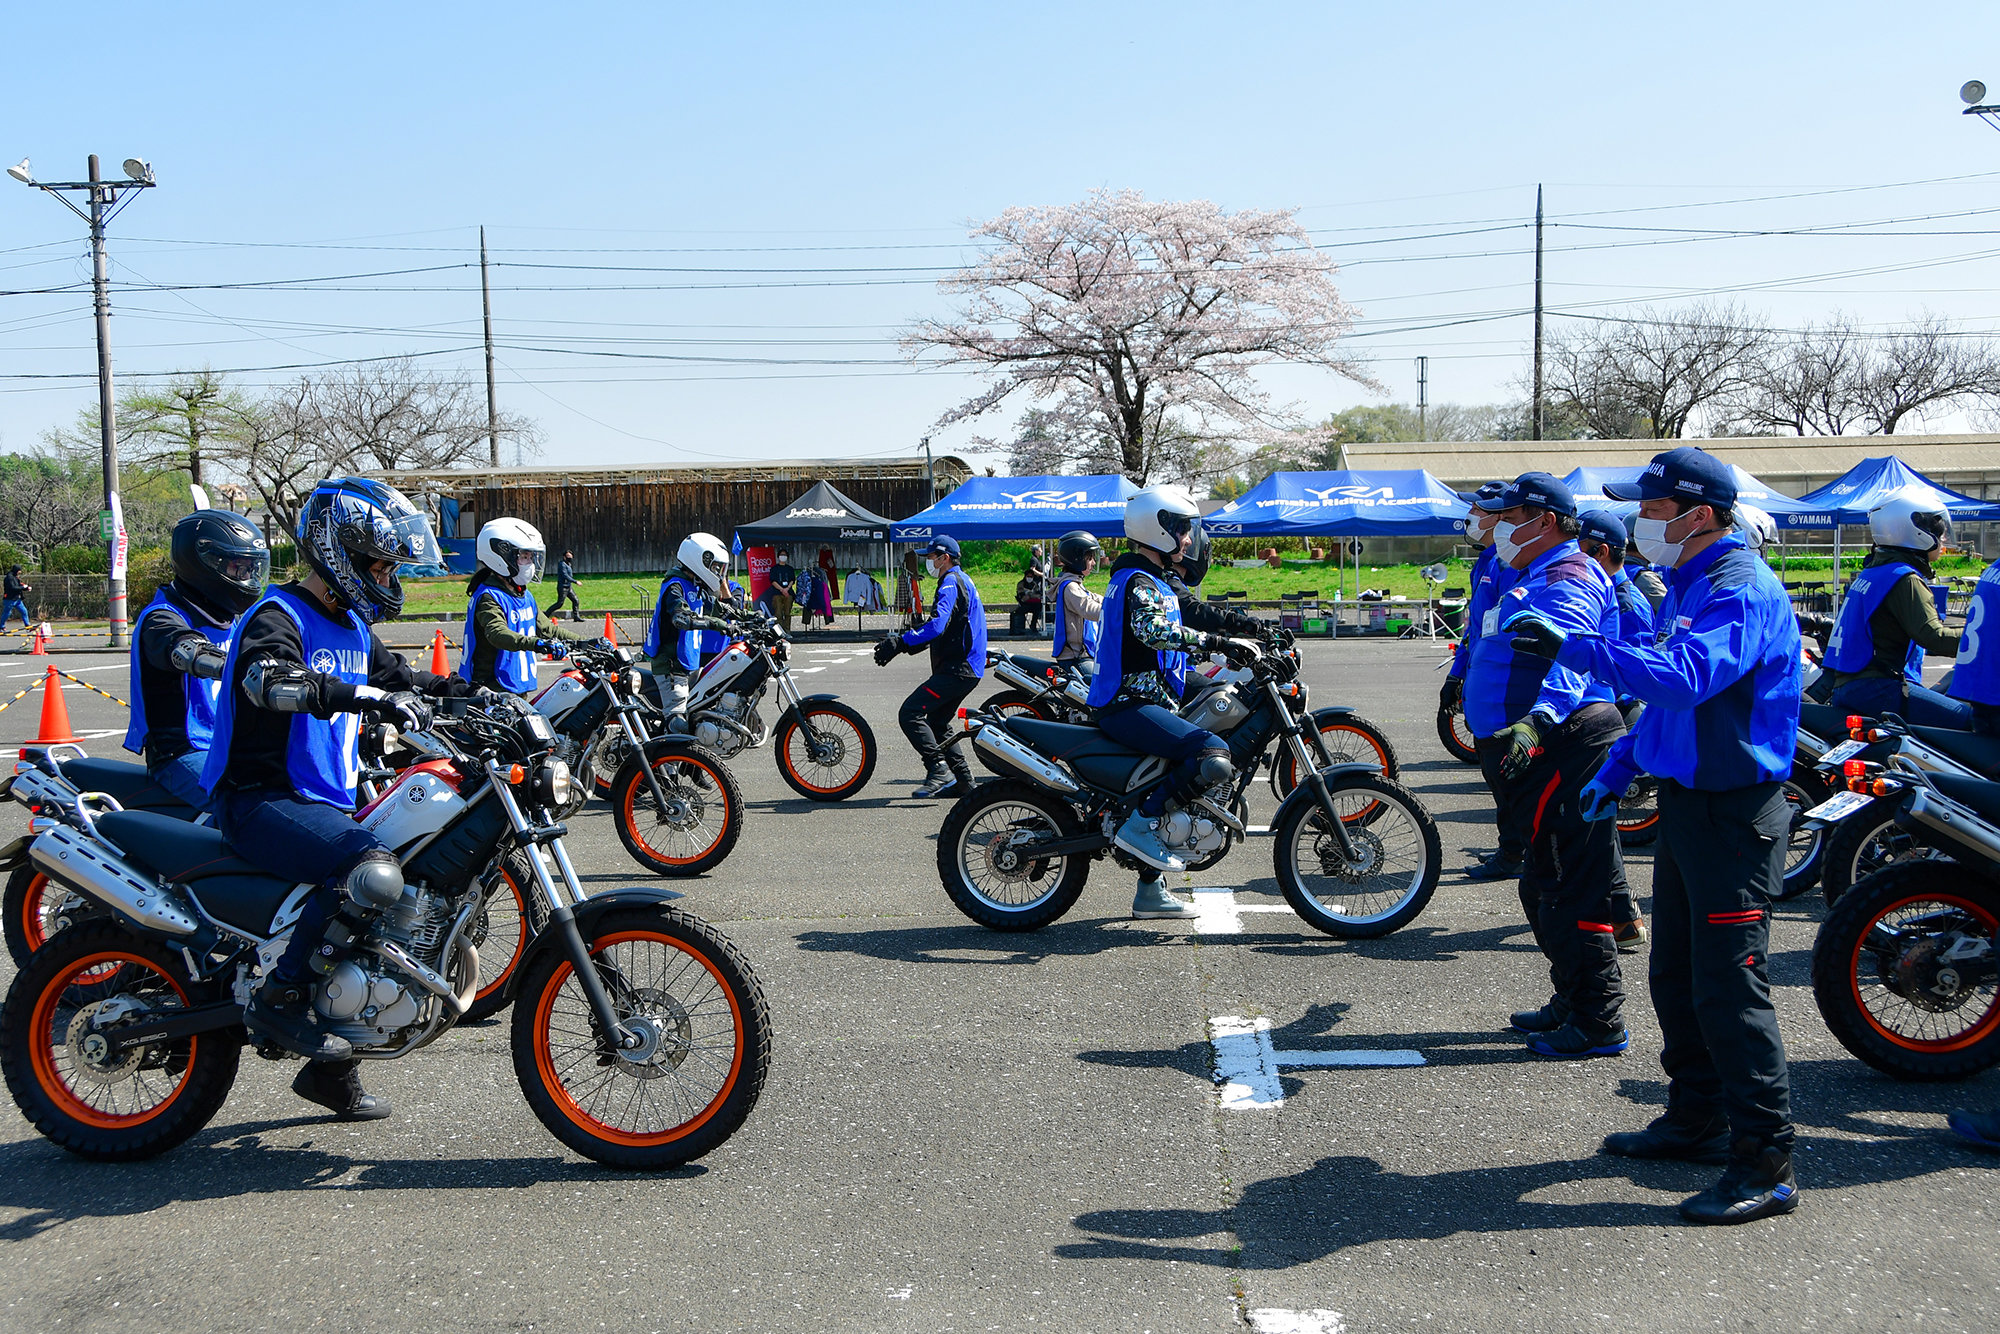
532;672;589;723
357;761;469;855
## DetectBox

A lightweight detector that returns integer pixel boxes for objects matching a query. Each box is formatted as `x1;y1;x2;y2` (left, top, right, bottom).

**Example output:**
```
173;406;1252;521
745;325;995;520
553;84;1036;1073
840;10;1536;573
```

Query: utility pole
1531;184;1545;442
481;226;499;468
920;435;934;498
7;153;155;648
1414;356;1429;439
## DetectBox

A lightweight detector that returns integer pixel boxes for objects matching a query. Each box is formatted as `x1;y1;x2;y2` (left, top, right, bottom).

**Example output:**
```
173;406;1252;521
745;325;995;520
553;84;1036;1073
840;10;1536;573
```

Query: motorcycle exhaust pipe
989;656;1047;695
1905;788;2000;864
971;723;1082;795
28;825;199;937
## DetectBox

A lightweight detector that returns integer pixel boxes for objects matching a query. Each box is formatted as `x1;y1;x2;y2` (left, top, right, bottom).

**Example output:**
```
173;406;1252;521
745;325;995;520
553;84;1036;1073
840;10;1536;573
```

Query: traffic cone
429;630;450;676
602;612;618;646
29;623;47;655
31;666;76;745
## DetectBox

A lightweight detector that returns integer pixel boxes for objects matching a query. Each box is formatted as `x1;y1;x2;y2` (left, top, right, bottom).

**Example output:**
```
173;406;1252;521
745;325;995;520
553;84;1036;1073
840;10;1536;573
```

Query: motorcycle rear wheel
1;921;239;1160
773;700;877;801
1811;861;2000;1081
1770;776;1831;902
1822;806;1942;910
513;905;770;1168
937;780;1091;931
1435;703;1479;766
1274;774;1440;938
611;744;744;877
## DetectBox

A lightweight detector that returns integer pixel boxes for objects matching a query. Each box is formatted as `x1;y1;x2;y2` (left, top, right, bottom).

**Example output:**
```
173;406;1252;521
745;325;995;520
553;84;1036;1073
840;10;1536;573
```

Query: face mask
1492;518;1537;566
1632;509;1715;568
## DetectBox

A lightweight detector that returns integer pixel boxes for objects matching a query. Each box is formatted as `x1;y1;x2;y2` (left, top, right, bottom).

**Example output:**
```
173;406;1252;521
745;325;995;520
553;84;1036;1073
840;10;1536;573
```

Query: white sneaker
1113;810;1187;873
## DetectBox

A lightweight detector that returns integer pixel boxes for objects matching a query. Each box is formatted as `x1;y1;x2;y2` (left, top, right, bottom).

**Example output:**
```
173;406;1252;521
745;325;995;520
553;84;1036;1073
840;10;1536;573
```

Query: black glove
1440;675;1463;711
873;636;904;667
1222;611;1265;639
1507;615;1566;661
1797;613;1834;645
357;688;433;733
470;687;503;709
1208;635;1259;668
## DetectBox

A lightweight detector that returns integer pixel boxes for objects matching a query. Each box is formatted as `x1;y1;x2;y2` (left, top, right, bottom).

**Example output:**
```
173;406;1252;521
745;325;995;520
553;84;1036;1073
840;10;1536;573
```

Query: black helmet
171;509;269;621
1172;522;1212;587
1055;530;1102;575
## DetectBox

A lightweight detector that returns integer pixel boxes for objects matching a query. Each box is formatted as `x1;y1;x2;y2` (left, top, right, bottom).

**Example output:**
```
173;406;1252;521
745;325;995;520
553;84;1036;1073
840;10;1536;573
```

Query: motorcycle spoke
958;803;1068;910
1852;897;2000;1049
1290;793;1429;923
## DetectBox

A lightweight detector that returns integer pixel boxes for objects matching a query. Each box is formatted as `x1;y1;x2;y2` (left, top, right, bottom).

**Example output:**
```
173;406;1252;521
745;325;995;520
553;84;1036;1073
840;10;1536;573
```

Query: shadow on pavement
795;918;1182;966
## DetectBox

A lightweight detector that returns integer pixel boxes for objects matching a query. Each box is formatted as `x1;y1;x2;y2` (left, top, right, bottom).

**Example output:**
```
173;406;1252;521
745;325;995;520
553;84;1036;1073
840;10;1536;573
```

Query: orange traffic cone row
31;666;76;745
428;630;450;676
29;623;47;655
602;612;618;646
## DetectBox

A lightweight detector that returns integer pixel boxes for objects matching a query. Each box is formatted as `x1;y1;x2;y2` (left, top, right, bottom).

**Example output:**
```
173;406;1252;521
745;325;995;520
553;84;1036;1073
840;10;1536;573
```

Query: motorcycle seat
58;757;196;814
1798;701;1853;741
1006;717;1156;792
98;810;263;882
1926;771;2000;826
1910;725;2000;778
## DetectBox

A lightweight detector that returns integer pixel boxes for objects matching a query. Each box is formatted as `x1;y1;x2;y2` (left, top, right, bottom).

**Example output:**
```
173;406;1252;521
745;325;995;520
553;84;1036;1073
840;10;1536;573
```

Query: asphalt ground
0;638;1994;1334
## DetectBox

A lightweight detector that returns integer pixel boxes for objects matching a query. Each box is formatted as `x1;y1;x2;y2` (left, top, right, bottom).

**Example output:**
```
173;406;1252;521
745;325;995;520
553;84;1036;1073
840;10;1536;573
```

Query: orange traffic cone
602;612;618;646
429;630;450;676
31;666;76;745
29;623;46;655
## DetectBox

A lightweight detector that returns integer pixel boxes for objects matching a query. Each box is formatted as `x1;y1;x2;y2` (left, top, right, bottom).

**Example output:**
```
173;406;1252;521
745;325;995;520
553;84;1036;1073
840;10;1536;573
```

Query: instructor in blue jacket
1507;446;1803;1226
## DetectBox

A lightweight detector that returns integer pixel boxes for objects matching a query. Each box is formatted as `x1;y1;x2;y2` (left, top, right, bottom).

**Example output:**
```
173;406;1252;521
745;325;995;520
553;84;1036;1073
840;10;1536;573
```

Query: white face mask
1632;508;1715;568
1492;517;1538;567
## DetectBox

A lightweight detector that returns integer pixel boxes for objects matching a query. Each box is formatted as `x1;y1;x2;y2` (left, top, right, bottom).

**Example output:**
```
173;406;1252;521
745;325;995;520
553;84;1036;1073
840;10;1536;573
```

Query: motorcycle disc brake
1314;822;1385;883
612;987;694;1074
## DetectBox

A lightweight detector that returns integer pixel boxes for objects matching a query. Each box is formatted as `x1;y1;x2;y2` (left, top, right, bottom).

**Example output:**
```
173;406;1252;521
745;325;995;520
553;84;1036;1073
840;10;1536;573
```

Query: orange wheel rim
28;951;195;1129
1289;725;1385;822
1618;811;1661;833
1851;892;2000;1053
20;872;51;953
475;870;530;1003
620;756;732;864
531;929;744;1146
780;710;863;795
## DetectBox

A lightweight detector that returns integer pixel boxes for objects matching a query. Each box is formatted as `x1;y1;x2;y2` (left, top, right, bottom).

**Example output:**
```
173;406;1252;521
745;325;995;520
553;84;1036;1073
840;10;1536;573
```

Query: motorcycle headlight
623;668;645;696
536;759;573;809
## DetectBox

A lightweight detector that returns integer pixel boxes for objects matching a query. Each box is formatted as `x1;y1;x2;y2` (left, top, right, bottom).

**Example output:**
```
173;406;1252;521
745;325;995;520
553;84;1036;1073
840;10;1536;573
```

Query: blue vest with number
1087;565;1186;709
459;583;539;693
123;589;231;760
643;574;705;672
201;585;372;810
1827;561;1925;682
1950;562;2000;706
1051;571;1100;659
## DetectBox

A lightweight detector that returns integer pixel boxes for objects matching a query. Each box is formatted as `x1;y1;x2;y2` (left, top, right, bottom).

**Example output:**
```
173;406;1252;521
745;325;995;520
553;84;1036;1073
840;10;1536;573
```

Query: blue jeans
216;789;387;982
1096;702;1226;816
147;751;212;813
0;599;28;630
1828;676;1976;730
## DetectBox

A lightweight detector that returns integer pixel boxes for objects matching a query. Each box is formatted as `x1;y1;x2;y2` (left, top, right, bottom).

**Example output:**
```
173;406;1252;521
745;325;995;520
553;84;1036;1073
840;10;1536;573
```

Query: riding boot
292;1059;393;1121
243;977;352;1062
1678;1137;1799;1225
1131;873;1197;919
911;761;956;798
940;750;976;800
1113;810;1187;873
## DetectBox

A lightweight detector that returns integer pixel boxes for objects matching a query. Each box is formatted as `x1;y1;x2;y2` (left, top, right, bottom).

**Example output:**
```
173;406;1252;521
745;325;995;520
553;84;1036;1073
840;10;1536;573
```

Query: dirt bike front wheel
774;700;877;801
514;905;770;1169
611;743;744;877
1274;774;1441;939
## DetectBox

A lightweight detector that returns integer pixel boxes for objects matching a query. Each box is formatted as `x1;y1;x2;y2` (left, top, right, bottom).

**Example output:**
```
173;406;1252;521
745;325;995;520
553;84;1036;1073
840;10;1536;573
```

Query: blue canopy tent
1201;469;1469;538
890;474;1139;541
1789;455;2000;527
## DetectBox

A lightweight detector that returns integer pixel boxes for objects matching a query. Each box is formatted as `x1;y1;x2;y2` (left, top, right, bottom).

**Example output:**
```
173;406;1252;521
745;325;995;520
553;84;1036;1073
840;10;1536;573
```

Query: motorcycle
532;642;745;879
937;639;1441;938
1805;758;2000;1081
0;694;770;1167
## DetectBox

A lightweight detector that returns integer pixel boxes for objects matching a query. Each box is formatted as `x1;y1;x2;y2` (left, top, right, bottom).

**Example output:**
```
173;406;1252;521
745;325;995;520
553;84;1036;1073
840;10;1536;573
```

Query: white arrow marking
1208;1015;1424;1110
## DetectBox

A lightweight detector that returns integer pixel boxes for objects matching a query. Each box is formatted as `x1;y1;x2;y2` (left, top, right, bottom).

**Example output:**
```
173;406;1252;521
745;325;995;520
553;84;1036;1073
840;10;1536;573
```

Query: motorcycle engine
689;688;765;758
1157;807;1225;855
313;886;455;1043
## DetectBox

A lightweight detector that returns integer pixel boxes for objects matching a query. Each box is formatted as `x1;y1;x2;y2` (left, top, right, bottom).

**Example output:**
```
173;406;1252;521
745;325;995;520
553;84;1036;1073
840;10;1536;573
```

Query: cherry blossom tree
905;189;1370;483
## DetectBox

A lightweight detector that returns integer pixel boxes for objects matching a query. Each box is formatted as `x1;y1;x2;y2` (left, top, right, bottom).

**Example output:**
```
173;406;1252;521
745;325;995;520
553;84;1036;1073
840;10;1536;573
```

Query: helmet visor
515;550;545;584
1158;510;1196;542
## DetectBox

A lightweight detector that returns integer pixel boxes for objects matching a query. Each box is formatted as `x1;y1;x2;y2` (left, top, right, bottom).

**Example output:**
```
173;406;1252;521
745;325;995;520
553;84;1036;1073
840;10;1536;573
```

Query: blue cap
1577;509;1628;549
1603;446;1738;509
921;535;961;559
1454;481;1507;511
1495;471;1577;518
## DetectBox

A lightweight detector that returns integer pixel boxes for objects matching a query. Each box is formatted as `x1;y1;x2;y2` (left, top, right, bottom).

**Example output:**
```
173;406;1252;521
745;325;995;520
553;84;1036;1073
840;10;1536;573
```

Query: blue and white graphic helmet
298;477;441;624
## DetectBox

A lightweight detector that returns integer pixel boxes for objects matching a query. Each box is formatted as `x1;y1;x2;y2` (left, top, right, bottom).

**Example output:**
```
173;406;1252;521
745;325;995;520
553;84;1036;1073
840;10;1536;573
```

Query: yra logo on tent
1304;484;1395;502
1206;522;1244;534
1000;489;1090;506
901;526;932;538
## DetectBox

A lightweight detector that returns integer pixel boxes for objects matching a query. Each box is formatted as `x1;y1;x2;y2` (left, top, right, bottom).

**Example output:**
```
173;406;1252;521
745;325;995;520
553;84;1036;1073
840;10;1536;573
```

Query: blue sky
3;1;1997;470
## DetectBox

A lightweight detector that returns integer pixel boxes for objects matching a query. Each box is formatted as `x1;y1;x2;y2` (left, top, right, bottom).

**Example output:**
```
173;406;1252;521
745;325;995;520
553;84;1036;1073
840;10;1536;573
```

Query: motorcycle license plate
1803;789;1874;822
1817;738;1866;766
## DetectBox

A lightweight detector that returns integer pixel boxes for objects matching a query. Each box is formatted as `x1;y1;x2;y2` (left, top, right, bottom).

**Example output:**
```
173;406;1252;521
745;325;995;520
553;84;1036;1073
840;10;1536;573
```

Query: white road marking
2;728;123;754
1189;884;1297;934
1208;1015;1425;1110
789;667;825;675
1248;1311;1345;1334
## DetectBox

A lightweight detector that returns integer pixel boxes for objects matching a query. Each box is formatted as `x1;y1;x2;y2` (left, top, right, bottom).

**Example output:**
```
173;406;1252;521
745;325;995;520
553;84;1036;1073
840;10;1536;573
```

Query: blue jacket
1555;536;1800;792
1610;568;1656;646
1464;540;1616;736
1449;545;1515;679
900;566;985;677
1950;561;2000;707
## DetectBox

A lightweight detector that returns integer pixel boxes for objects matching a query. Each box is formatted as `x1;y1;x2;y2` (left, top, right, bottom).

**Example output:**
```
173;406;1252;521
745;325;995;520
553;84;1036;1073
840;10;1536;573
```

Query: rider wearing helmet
124;509;270;810
1732;504;1778;555
644;533;738;712
1051;530;1104;664
201;479;480;1115
1822;489;1970;728
875;535;986;799
1165;524;1266;640
459;517;583;694
1088;485;1256;918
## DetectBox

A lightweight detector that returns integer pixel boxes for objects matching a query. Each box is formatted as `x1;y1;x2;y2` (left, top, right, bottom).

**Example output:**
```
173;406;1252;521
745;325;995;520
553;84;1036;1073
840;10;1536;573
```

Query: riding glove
1503;611;1566;660
1493;717;1542;781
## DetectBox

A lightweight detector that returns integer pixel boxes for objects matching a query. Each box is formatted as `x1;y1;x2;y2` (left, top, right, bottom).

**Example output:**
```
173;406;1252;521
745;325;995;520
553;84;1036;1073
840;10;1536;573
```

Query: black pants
1475;735;1532;864
899;671;978;772
1505;710;1626;1029
1651;780;1794;1149
553;583;581;619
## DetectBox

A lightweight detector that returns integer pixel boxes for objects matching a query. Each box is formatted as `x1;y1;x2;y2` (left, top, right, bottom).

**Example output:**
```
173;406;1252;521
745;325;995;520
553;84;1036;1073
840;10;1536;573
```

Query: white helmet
676;532;729;595
476;517;545;588
1732;503;1777;552
1867;488;1952;554
1124;483;1201;556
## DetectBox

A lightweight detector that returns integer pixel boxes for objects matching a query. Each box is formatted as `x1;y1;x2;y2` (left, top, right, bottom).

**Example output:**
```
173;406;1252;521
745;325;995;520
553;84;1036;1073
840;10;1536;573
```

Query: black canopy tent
733;480;897;618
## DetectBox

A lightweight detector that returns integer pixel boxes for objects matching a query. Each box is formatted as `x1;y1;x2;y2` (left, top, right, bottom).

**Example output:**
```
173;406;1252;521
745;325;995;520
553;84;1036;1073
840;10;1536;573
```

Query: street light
1963;78;2000;134
7;153;156;648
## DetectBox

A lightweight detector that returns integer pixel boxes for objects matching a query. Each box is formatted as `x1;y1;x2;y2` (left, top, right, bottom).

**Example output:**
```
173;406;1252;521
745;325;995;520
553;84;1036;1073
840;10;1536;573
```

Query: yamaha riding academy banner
1201;469;1469;538
1787;455;2000;528
891;474;1140;541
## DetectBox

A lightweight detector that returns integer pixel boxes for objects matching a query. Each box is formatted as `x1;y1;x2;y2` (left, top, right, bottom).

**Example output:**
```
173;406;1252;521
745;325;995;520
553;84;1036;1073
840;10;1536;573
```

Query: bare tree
212;381;333;536
291;357;539;472
0;441;104;562
1544;303;1765;439
1852;315;2000;434
907;189;1372;483
1727;318;1867;436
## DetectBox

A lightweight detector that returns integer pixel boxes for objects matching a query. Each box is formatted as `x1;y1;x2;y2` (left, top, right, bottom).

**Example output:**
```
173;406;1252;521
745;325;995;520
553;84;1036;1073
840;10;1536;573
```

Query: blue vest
643;574;705;672
123;589;231;760
1051;571;1100;658
201;585;372;810
1087;565;1186;709
1950;562;2000;706
459;583;540;693
1827;562;1925;682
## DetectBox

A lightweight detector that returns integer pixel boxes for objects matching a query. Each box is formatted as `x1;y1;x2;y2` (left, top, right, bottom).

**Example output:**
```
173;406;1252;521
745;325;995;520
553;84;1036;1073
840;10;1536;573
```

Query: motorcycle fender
627;735;724;770
501;886;682;1002
1269;761;1385;830
796;692;841;704
0;834;29;872
1308;705;1355;720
